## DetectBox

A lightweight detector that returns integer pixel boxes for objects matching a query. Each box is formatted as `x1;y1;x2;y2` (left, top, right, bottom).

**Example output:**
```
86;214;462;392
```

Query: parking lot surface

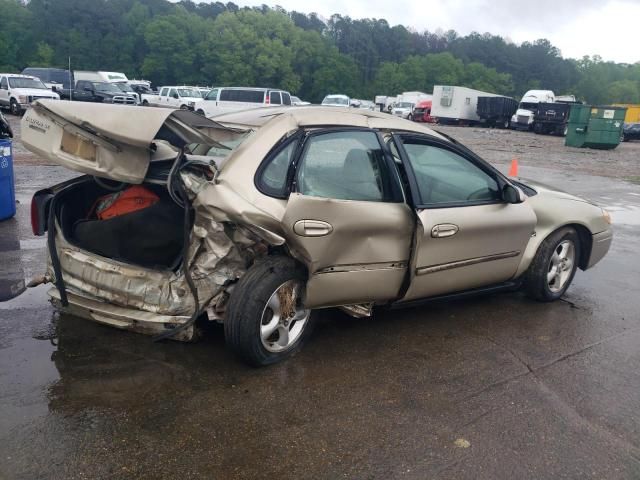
1;115;640;479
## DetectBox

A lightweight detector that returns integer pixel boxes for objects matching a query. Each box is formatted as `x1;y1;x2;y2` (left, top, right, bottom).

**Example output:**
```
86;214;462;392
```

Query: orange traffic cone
508;158;519;177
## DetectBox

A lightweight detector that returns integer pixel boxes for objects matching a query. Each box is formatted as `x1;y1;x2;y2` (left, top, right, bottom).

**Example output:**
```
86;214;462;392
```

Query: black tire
524;227;580;302
142;100;149;106
502;119;510;129
179;104;189;110
407;113;413;121
9;98;21;116
196;109;205;116
224;256;313;366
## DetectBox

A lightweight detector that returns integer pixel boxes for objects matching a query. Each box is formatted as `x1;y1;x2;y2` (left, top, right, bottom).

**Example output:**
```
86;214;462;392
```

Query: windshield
519;102;538;110
322;96;348;105
93;82;122;93
178;88;199;98
397;102;413;108
8;77;47;89
115;83;134;93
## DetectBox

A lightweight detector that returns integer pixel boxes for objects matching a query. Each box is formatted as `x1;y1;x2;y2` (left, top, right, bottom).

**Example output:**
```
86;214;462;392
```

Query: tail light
31;192;52;236
30;196;41;235
265;94;270;105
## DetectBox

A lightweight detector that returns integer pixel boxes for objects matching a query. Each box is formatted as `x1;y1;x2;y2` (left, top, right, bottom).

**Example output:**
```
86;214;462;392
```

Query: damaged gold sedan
22;101;613;365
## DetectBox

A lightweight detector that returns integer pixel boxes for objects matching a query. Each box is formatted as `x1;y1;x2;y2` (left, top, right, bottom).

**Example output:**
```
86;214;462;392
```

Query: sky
194;0;640;64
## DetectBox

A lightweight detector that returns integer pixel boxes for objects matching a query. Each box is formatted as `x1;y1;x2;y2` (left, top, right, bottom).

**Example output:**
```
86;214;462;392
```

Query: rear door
392;134;537;301
278;129;414;308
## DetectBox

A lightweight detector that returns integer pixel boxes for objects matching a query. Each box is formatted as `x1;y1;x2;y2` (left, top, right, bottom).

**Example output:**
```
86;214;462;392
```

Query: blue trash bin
0;139;16;221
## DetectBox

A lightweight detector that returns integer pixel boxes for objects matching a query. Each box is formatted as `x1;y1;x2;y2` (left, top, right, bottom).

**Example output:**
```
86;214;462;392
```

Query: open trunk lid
21;100;231;183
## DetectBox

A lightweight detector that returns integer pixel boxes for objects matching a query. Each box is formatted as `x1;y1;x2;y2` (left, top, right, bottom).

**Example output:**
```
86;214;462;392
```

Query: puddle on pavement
605;203;640;226
0;217;27;301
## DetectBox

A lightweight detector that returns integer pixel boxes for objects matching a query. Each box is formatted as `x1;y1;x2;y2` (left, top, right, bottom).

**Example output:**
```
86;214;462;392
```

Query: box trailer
476;96;519;128
431;86;501;125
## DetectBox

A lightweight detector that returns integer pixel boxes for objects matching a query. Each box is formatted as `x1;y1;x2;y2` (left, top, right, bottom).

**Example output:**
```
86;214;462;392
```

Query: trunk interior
55;177;186;270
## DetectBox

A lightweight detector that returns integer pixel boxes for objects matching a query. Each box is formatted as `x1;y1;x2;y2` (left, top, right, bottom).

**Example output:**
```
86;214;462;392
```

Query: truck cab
59;80;137;105
510;90;555;130
0;74;60;115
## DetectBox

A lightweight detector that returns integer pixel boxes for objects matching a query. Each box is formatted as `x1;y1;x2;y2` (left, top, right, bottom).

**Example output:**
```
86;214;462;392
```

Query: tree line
1;0;639;104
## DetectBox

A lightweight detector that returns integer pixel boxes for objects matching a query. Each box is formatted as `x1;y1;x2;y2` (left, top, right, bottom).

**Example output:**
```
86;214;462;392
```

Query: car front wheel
224;256;313;366
524;227;580;302
10;99;21;116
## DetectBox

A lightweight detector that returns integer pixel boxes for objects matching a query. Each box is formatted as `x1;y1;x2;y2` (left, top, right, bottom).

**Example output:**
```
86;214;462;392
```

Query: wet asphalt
1;158;640;479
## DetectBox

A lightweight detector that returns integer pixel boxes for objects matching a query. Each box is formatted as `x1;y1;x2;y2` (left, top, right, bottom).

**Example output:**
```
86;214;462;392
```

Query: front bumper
48;287;195;341
587;228;613;269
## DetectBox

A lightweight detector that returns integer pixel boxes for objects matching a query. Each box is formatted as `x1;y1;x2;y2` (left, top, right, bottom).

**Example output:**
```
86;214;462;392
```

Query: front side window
282;92;291;105
205;88;219;100
400;139;501;206
269;91;282;105
297;131;395;202
168;88;177;98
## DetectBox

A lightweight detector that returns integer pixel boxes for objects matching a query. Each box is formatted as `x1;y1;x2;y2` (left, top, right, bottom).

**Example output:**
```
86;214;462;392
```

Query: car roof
0;73;38;79
218;87;287;92
211;106;446;139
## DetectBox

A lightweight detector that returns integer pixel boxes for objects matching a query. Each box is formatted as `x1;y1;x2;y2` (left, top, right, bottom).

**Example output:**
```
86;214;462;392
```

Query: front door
393;134;537;302
280;129;414;308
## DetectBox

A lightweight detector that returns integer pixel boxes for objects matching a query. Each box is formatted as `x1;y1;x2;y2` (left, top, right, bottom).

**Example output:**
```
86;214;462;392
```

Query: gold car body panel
281;193;414;308
401;202;537;301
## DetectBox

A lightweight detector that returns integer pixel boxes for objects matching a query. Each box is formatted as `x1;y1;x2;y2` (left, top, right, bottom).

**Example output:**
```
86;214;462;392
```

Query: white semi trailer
431;85;501;124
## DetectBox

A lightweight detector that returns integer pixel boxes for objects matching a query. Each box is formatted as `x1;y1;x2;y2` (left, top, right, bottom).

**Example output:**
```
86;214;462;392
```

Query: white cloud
189;0;639;63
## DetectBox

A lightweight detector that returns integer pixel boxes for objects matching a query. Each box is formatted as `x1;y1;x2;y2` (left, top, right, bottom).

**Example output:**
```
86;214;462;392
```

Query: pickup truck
57;80;136;104
141;86;202;110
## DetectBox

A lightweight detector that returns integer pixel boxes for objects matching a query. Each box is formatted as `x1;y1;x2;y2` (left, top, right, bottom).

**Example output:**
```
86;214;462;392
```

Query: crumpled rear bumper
48;287;195;341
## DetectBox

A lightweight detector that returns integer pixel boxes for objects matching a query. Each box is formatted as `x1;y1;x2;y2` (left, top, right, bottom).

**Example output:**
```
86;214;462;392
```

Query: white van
0;74;59;115
194;87;292;117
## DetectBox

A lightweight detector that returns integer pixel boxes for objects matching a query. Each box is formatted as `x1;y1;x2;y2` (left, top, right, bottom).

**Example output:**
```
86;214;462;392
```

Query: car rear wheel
524;227;580;302
142;100;149;106
224;256;313;366
10;99;21;116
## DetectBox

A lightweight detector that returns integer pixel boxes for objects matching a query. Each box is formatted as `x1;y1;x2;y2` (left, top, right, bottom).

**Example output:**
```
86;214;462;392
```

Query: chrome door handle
293;220;333;237
431;223;459;238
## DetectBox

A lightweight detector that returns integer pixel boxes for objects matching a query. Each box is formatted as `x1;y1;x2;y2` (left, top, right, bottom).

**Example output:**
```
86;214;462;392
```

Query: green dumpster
565;105;627;149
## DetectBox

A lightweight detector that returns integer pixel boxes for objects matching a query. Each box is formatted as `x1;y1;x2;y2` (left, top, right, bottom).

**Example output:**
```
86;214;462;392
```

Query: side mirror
503;184;525;204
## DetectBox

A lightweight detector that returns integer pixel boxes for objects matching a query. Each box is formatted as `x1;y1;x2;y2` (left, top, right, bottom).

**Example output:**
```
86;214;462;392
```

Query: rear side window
219;89;265;103
269;91;282;105
297;131;397;202
160;87;168;96
256;138;299;197
0;77;7;89
168;88;177;98
282;92;291;105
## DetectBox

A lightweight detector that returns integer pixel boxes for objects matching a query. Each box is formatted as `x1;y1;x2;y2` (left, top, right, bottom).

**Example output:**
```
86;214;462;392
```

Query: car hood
20;100;229;183
13;88;59;98
519;177;592;204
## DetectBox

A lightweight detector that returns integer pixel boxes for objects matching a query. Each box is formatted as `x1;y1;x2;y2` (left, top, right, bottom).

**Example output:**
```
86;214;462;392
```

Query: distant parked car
0;74;59;115
392;101;415;119
291;96;310;106
321;94;351;107
622;123;640;142
22;67;73;90
357;100;376;111
57;80;136;105
142;86;202;110
194;87;292;117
